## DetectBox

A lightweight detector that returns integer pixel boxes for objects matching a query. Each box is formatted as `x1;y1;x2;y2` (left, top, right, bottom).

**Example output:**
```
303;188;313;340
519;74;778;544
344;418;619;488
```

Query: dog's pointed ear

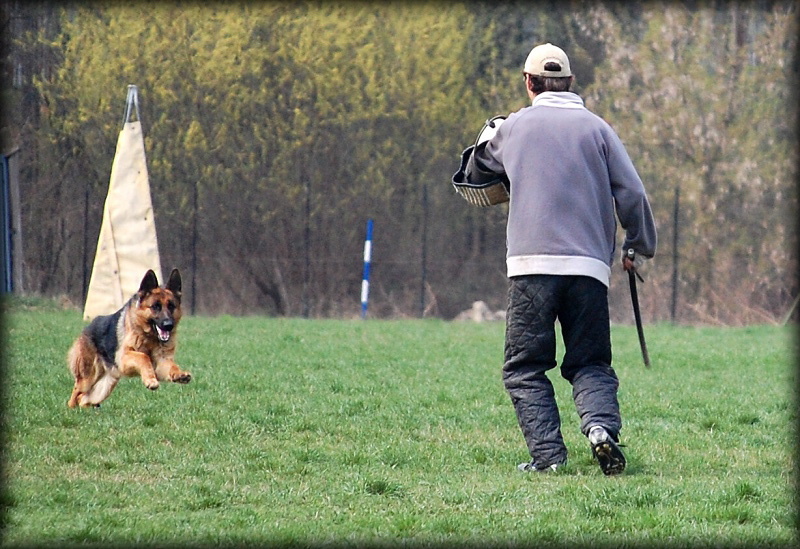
139;270;159;295
166;268;182;300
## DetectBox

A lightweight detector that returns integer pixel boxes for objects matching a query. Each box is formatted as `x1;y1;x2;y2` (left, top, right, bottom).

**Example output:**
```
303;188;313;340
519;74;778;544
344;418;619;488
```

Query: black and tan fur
67;269;191;408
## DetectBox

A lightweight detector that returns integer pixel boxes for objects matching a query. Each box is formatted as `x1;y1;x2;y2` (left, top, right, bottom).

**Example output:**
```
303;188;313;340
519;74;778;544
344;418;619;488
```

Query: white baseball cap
523;43;571;77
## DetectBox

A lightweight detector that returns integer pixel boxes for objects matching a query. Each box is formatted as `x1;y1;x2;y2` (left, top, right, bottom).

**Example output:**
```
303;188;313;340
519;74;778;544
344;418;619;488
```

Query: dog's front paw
172;371;192;384
145;379;160;390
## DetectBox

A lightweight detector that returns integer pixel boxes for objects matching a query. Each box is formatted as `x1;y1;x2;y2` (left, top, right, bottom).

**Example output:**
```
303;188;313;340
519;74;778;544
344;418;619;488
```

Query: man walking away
462;43;657;475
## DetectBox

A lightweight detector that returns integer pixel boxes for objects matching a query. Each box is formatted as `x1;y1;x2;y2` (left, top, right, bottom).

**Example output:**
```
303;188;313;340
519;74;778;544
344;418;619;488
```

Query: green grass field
1;297;796;547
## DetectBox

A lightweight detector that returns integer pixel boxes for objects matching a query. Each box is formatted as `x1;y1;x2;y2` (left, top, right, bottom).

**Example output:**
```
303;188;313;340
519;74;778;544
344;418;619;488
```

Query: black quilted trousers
503;274;620;468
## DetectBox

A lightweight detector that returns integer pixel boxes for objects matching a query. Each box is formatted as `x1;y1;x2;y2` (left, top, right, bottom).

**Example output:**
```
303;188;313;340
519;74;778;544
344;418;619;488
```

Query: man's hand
622;255;636;272
623;249;646;274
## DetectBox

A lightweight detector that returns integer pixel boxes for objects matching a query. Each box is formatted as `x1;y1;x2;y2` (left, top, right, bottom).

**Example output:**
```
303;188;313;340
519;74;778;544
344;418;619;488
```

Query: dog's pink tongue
156;326;171;342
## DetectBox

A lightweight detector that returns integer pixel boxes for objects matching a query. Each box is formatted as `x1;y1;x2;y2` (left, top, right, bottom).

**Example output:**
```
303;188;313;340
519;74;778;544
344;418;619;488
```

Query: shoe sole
592;440;626;476
518;462;562;473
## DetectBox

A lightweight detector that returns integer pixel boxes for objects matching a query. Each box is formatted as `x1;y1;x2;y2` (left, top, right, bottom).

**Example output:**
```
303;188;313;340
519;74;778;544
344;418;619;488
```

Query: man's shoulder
507;105;533;120
505;99;616;137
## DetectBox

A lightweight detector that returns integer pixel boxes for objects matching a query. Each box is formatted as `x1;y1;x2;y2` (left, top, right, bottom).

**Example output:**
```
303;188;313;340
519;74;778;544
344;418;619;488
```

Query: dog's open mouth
154;323;172;342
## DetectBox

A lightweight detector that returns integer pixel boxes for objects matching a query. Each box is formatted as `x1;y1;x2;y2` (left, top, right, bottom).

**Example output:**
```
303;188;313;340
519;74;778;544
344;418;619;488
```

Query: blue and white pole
361;219;373;319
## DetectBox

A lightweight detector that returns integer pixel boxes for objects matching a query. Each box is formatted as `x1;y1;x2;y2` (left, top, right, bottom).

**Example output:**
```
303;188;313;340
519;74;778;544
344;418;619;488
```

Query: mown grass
1;297;796;547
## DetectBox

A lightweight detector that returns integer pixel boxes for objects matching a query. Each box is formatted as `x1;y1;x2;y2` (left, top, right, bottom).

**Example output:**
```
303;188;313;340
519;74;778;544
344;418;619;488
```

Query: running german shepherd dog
67;268;191;408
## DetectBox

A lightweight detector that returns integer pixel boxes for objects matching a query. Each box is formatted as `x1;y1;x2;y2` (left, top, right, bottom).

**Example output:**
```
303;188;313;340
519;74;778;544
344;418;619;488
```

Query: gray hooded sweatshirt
473;91;657;286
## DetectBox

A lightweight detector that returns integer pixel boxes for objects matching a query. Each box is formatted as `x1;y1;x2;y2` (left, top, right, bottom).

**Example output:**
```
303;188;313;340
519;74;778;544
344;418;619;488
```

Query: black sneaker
588;426;626;476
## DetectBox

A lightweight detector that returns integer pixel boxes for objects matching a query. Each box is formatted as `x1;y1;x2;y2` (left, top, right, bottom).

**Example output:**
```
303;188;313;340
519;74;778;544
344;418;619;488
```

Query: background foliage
1;0;797;323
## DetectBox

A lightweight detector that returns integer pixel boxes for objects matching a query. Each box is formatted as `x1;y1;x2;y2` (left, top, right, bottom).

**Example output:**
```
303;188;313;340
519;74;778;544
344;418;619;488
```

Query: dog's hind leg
67;384;83;408
79;372;119;407
68;381;87;408
67;335;103;408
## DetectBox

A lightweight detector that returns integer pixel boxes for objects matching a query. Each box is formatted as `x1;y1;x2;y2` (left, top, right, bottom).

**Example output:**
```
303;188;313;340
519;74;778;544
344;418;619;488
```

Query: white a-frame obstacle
83;85;162;321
